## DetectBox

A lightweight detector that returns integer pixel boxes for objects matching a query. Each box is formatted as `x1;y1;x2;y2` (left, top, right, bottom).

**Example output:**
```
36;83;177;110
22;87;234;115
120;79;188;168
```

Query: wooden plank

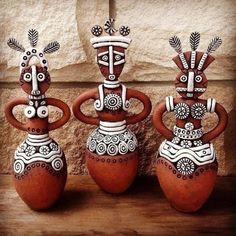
0;175;235;236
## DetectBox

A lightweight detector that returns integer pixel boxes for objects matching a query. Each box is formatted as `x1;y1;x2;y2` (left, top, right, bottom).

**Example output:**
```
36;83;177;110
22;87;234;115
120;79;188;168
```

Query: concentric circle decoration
176;158;195;175
14;160;25;174
118;142;128;155
107;143;118;156
96;143;106;155
104;93;122;111
191;103;207;119
88;140;96;152
24;106;36;118
128;140;136;152
174;103;190;119
51;158;63;171
37;106;49;118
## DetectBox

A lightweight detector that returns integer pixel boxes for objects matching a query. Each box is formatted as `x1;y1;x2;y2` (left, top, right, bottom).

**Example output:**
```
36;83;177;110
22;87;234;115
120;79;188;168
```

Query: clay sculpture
5;29;70;210
73;19;152;193
153;32;228;212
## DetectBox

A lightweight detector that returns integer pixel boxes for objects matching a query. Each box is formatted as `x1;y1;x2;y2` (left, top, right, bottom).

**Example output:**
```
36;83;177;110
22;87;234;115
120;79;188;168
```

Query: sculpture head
7;29;60;97
169;32;222;99
20;65;51;96
90;19;131;81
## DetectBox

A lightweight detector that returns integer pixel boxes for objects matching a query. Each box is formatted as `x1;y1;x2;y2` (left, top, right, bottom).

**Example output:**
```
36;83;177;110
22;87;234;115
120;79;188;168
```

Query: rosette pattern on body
87;120;138;156
14;133;64;174
158;140;216;176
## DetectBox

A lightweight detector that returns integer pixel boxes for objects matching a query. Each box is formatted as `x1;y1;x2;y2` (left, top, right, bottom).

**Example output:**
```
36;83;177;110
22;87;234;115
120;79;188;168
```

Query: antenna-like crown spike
169;36;182;54
28;29;38;47
7;38;25;52
43;41;60;54
190;32;200;51
207;36;222;54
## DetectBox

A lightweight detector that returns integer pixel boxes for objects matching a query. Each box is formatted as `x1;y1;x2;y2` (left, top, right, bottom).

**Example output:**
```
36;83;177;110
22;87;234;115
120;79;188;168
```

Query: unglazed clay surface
5;29;70;210
153;32;228;212
73;19;151;193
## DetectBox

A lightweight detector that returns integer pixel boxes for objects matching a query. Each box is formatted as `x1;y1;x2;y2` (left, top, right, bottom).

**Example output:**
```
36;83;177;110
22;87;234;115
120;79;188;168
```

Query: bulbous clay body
153;33;228;212
73;20;151;193
5;30;70;210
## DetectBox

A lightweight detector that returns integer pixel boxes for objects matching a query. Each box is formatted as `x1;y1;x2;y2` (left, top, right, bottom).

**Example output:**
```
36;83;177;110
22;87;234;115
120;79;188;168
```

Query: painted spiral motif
118;141;129;155
96;143;106;155
87;128;138;156
107;143;118;156
104;93;122;111
14;160;25;174
88;140;97;152
128;140;136;152
51;158;63;171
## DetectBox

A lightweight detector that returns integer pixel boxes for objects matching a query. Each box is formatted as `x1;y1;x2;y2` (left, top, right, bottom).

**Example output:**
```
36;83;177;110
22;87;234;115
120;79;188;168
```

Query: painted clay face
175;69;207;99
20;65;50;96
91;19;131;82
96;46;126;80
169;32;221;100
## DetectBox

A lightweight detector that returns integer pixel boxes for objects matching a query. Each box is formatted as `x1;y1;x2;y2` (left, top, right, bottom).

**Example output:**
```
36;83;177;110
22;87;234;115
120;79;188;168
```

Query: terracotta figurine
153;32;228;212
73;19;152;193
5;29;71;210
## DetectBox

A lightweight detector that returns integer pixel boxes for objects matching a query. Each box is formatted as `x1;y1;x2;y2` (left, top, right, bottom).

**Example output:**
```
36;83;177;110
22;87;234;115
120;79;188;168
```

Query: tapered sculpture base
156;157;218;213
86;150;138;194
14;159;67;211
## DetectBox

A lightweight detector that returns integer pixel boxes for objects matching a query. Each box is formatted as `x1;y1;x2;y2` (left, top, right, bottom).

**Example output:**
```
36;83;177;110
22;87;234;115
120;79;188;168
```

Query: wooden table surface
0;175;235;236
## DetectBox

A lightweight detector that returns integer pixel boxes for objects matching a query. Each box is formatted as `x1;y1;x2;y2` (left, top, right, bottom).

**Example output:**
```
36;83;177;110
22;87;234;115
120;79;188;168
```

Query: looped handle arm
72;88;99;126
202;103;228;143
126;88;152;125
46;98;71;131
4;97;28;131
152;102;174;141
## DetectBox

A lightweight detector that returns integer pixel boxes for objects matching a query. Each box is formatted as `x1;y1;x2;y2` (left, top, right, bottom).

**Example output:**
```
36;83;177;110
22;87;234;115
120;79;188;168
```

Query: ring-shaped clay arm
46;98;71;131
4;97;28;131
72;88;99;126
202;103;228;143
152;102;174;141
126;88;152;125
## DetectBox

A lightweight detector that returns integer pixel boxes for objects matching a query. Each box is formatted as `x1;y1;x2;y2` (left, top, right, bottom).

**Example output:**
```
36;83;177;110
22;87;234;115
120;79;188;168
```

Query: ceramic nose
31;65;40;95
109;45;114;75
187;71;194;93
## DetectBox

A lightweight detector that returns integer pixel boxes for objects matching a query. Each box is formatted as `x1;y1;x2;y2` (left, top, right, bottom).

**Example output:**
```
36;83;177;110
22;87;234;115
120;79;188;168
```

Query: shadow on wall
224;103;236;176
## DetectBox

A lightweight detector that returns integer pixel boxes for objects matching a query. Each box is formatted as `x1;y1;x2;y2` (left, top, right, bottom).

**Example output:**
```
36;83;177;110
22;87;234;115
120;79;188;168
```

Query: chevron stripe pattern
43;41;60;54
7;38;25;52
190;32;200;51
28;29;38;47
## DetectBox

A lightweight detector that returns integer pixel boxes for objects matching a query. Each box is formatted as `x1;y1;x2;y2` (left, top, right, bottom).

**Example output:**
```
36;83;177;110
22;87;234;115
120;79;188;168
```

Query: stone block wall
0;0;235;176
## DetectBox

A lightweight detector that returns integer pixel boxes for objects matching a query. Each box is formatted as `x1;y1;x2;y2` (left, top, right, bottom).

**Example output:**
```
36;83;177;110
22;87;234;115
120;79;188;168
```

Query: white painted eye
115;55;121;61
24;106;36;118
23;73;32;82
195;75;202;83
37;73;45;82
37;106;48;118
180;75;187;82
102;55;108;61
